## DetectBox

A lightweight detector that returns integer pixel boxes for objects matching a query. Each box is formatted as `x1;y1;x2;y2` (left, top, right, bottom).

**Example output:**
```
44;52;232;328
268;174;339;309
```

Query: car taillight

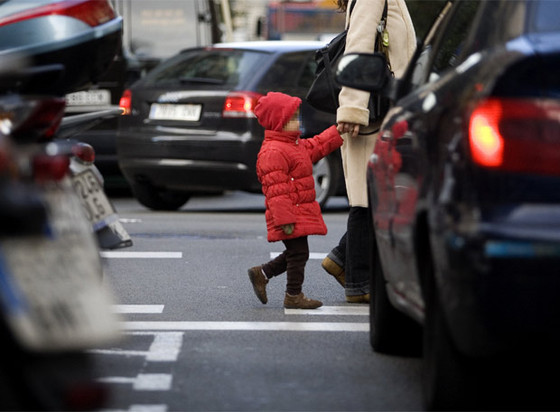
119;89;132;115
11;98;66;142
223;92;262;118
33;154;69;182
468;98;560;175
0;0;116;28
72;142;95;164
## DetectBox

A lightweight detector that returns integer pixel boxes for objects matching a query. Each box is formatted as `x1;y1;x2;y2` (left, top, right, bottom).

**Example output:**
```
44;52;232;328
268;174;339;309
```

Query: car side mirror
335;53;391;93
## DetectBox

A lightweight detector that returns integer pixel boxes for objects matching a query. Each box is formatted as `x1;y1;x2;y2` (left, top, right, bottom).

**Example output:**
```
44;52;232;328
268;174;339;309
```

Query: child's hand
337;122;360;138
282;224;294;235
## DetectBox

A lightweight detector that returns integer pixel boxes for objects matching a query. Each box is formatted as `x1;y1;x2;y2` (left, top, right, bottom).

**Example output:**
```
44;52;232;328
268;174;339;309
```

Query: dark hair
336;0;349;12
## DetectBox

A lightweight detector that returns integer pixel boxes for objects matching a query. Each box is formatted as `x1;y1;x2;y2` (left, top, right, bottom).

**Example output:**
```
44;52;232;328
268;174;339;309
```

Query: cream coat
337;0;416;206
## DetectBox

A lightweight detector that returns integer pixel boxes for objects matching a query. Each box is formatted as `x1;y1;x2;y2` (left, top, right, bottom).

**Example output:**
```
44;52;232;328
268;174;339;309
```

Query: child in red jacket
248;92;343;309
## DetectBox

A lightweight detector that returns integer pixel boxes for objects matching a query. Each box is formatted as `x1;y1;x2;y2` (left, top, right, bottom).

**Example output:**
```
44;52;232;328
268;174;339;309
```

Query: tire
131;182;190;211
422;259;481;410
370;243;422;356
313;153;341;209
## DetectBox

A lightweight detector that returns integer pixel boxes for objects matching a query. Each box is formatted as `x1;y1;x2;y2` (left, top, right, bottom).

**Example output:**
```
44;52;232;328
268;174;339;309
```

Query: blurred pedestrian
322;0;416;303
248;92;343;309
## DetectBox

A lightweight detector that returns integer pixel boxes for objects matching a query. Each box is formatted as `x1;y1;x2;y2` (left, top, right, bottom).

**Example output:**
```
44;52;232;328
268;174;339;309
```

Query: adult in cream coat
322;0;416;302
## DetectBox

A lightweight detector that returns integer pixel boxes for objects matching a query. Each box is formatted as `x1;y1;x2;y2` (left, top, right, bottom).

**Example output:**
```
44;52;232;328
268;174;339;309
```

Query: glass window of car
256;51;311;94
430;0;481;77
144;49;269;86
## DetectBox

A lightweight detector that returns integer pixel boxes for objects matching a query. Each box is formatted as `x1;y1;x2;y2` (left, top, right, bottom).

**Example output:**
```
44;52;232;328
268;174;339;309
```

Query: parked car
64;0;218;190
117;41;345;210
336;0;560;410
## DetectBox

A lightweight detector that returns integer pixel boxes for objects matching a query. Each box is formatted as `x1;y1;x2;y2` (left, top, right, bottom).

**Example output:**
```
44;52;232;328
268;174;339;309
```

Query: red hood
254;92;301;131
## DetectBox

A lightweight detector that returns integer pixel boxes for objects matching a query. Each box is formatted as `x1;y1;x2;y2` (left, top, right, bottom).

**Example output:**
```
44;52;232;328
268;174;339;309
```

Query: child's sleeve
301;125;343;164
256;149;297;226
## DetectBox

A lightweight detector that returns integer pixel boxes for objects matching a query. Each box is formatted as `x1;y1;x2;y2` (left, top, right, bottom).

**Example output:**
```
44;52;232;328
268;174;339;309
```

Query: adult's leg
345;206;371;296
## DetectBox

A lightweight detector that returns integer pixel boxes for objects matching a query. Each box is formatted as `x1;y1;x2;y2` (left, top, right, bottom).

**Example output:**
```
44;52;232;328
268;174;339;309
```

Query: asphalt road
92;192;423;411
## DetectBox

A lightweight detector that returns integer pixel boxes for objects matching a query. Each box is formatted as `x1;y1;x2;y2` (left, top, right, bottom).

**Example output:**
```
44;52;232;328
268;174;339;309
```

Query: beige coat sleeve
336;0;416;127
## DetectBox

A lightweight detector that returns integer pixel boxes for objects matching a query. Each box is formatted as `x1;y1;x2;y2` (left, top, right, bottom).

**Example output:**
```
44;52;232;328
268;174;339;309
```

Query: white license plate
65;89;111;106
72;169;116;230
0;182;120;351
149;103;202;121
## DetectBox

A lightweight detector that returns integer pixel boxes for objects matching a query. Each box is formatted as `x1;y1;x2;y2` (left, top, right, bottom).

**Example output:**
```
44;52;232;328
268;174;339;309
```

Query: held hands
337;122;360;139
282;224;294;235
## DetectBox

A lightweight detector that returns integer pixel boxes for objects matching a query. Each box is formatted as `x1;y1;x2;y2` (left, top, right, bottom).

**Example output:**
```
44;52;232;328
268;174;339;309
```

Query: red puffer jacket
256;126;343;242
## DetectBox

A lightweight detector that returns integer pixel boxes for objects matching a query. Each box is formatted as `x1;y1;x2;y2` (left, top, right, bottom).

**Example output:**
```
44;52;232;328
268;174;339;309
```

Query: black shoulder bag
306;0;390;123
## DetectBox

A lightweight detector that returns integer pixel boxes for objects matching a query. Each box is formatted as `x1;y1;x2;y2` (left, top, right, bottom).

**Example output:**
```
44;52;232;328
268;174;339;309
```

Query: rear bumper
119;157;261;193
433;208;560;357
117;132;263;193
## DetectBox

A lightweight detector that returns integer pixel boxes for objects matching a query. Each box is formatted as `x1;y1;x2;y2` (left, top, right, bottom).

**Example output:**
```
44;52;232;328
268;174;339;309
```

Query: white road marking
134;374;172;391
285;306;368;316
98;374;172;391
119;218;142;223
130;405;168;412
123;321;368;332
90;332;183;362
270;252;327;259
100;251;182;259
113;305;165;314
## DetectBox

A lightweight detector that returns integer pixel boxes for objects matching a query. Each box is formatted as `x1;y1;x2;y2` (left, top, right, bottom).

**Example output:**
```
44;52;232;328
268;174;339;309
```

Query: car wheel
131;182;190;211
370;241;422;356
313;154;340;209
423;268;480;410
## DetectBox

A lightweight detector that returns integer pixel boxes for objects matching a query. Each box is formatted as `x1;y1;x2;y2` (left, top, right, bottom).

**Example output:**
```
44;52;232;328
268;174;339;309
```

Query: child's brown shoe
321;256;345;287
284;293;322;309
248;266;268;304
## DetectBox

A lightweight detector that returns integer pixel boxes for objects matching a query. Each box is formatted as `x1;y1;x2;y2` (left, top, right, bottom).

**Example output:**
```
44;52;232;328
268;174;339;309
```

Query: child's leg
282;236;309;296
261;251;287;279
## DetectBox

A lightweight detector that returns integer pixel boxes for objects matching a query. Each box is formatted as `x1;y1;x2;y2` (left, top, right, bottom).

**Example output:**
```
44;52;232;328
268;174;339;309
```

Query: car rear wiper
179;77;225;85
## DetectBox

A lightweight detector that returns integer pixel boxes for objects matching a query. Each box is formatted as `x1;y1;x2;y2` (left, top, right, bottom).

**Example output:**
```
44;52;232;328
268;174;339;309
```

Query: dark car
117;41;344;210
64;0;217;190
336;0;560;410
0;0;122;94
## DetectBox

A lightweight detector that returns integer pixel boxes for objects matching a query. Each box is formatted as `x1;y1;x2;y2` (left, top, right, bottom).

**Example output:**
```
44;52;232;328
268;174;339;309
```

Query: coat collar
264;130;301;143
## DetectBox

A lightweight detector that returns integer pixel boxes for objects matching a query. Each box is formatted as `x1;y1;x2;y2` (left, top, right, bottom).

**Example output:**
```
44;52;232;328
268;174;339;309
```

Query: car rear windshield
531;0;560;32
143;49;269;87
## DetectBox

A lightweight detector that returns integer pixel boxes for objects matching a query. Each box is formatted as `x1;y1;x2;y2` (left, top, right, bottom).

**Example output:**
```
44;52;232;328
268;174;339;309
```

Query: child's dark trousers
262;236;309;296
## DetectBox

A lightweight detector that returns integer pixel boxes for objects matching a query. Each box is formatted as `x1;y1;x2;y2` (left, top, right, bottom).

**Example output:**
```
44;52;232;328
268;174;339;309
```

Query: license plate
0;182;120;351
149;103;202;121
65;89;111;106
72;169;117;230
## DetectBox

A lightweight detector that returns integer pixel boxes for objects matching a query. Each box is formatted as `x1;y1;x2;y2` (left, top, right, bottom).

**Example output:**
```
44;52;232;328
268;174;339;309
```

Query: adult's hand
337;122;360;138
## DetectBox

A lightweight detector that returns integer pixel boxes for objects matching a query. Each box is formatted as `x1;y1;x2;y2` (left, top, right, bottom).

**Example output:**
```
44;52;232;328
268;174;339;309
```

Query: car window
144;49;269;86
430;0;481;77
257;51;312;94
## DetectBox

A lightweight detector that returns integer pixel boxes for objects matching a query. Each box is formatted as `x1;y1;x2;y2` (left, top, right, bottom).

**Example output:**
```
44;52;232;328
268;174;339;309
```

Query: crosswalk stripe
114;305;165;314
100;251;182;259
285;306;368;316
270;252;327;259
122;321;368;332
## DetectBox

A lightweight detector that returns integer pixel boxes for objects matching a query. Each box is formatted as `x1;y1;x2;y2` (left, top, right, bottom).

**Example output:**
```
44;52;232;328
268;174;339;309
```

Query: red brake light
468;98;560;175
0;0;116;28
13;98;66;141
33;154;69;182
119;89;132;115
223;92;262;118
72;142;95;164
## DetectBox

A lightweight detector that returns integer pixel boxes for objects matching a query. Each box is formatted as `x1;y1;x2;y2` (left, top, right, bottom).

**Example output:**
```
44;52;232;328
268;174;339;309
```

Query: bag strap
376;0;391;69
322;0;357;110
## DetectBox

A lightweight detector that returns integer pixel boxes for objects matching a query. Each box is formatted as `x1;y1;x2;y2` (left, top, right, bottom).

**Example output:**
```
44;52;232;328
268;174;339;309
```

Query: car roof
212;41;327;53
